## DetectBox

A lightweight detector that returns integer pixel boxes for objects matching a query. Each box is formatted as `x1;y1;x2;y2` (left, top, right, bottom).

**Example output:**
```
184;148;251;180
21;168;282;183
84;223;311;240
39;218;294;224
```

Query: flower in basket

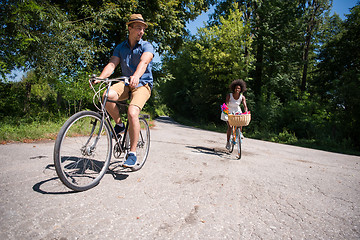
221;103;229;115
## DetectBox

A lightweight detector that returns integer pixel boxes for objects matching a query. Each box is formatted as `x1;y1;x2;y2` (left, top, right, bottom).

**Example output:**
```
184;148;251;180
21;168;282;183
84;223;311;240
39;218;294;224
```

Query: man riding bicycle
96;14;154;168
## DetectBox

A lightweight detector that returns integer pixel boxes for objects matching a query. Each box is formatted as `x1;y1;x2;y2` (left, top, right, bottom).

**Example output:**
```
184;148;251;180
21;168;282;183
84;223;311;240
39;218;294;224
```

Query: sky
6;0;359;81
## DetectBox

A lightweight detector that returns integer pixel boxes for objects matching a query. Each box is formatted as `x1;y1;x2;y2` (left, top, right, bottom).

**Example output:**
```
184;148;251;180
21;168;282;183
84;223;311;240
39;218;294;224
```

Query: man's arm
99;56;121;79
129;52;153;89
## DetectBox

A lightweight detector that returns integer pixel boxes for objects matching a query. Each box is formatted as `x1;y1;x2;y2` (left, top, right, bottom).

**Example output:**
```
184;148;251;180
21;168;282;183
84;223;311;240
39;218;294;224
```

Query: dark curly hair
230;79;247;93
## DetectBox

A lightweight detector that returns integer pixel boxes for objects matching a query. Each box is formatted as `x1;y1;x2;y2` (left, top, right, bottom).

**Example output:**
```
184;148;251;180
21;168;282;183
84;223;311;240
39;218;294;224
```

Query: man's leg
104;90;122;124
128;104;141;152
104;82;129;125
122;104;140;167
123;84;151;167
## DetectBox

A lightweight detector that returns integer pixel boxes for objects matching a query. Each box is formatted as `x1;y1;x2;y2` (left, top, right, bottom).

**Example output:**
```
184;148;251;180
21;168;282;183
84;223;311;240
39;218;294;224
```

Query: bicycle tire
228;127;235;153
53;111;112;191
125;117;150;171
229;140;234;153
236;128;242;159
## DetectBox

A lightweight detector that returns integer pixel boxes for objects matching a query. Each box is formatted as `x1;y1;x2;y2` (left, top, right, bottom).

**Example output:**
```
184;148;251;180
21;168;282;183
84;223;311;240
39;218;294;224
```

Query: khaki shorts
110;82;151;109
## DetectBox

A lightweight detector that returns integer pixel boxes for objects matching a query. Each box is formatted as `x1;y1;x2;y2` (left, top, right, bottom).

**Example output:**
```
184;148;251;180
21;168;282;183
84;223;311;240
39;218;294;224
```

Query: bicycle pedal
113;144;121;158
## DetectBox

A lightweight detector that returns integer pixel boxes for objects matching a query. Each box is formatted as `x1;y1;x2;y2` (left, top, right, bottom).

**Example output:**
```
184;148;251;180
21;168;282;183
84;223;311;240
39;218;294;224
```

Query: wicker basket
228;114;251;127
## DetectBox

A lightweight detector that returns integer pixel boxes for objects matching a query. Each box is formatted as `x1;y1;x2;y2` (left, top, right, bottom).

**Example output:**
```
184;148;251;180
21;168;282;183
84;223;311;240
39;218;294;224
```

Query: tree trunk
301;33;311;91
253;1;263;101
301;0;321;92
23;82;32;113
254;38;264;101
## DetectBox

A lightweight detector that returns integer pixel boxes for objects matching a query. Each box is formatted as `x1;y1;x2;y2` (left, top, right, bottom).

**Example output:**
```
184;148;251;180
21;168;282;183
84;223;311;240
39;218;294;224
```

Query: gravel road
0;116;359;239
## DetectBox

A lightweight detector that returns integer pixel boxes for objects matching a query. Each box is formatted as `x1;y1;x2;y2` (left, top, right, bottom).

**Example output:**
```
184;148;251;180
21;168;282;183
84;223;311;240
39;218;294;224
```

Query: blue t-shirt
113;39;154;89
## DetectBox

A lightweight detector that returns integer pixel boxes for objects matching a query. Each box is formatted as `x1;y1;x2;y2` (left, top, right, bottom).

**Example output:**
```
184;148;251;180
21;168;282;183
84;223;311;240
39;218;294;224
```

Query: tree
317;3;360;148
0;0;210;117
300;0;332;91
162;2;253;121
1;0;210;80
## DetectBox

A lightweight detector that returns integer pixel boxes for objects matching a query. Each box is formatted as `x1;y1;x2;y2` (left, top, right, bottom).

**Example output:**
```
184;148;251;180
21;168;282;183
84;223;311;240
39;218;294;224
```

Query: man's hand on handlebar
129;75;140;89
89;75;131;88
89;75;102;86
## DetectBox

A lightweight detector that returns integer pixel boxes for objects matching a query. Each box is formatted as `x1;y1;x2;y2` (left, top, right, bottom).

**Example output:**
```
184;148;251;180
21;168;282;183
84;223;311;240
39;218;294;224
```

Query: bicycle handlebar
89;75;131;112
89;75;130;85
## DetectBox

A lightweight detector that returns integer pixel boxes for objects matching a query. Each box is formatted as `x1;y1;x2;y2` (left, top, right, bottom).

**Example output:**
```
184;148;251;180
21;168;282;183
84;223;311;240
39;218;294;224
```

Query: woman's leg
226;122;231;142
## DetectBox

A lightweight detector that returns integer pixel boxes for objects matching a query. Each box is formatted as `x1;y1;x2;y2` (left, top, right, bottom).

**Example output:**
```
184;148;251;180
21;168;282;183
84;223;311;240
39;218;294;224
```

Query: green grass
0;117;66;143
0;111;154;144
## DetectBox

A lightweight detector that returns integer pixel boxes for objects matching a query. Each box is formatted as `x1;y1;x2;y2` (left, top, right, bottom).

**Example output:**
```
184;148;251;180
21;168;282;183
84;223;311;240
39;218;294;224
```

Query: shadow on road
32;163;76;194
186;146;230;157
33;176;77;195
33;163;129;194
108;161;130;180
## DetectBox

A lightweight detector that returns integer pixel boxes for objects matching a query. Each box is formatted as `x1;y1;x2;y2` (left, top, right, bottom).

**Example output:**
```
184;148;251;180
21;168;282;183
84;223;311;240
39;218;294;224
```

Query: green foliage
1;0;109;78
0;0;210;79
272;129;298;144
315;3;360;147
0;81;26;119
162;2;254;121
280;92;330;139
160;0;359;152
1;0;359;153
143;63;171;117
251;92;283;132
0;0;210;142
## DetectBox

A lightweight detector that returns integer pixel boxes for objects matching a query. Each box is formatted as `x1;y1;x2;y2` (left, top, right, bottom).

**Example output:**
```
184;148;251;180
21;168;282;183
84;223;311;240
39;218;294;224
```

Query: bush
272;129;298;144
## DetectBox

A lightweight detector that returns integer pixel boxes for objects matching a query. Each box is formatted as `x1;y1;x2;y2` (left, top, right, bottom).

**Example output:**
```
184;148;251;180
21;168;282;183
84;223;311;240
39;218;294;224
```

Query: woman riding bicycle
221;79;248;150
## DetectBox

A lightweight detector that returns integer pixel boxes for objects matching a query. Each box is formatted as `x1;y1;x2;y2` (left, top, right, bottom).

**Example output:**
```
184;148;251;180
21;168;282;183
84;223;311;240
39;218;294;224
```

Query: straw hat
126;14;148;28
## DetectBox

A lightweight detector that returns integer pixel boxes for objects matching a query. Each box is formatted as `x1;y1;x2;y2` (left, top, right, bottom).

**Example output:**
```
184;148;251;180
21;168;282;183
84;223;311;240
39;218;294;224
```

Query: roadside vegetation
1;0;359;156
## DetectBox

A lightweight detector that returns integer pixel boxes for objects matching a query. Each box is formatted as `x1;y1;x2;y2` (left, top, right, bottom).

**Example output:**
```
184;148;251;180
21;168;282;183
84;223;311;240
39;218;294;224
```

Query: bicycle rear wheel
125;117;150;171
53;111;112;191
236;128;242;159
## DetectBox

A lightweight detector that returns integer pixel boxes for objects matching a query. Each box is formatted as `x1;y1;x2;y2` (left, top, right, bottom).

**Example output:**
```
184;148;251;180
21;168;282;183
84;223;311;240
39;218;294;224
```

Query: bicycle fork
80;116;107;156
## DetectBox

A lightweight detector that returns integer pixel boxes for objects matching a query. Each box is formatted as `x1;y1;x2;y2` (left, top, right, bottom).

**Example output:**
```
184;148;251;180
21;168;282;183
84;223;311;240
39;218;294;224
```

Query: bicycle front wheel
236;128;242;159
228;139;234;153
228;127;235;153
125;117;150;171
53;111;112;191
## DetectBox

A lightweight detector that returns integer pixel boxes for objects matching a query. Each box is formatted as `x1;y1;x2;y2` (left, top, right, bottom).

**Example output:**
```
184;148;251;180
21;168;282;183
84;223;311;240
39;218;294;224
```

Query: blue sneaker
114;123;125;139
123;153;137;168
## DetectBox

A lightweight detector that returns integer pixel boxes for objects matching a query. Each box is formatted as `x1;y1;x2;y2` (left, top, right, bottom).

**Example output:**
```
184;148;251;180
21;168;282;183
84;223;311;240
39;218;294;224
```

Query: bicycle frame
89;76;130;153
231;126;242;144
229;125;242;159
53;75;150;191
231;126;237;144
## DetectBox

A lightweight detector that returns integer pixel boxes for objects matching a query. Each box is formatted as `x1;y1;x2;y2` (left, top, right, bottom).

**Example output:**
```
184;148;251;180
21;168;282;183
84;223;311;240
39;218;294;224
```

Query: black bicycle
53;76;150;191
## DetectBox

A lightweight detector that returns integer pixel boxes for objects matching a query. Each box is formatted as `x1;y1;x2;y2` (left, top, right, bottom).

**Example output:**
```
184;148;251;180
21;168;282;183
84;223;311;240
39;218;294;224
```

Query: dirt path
0;116;359;239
